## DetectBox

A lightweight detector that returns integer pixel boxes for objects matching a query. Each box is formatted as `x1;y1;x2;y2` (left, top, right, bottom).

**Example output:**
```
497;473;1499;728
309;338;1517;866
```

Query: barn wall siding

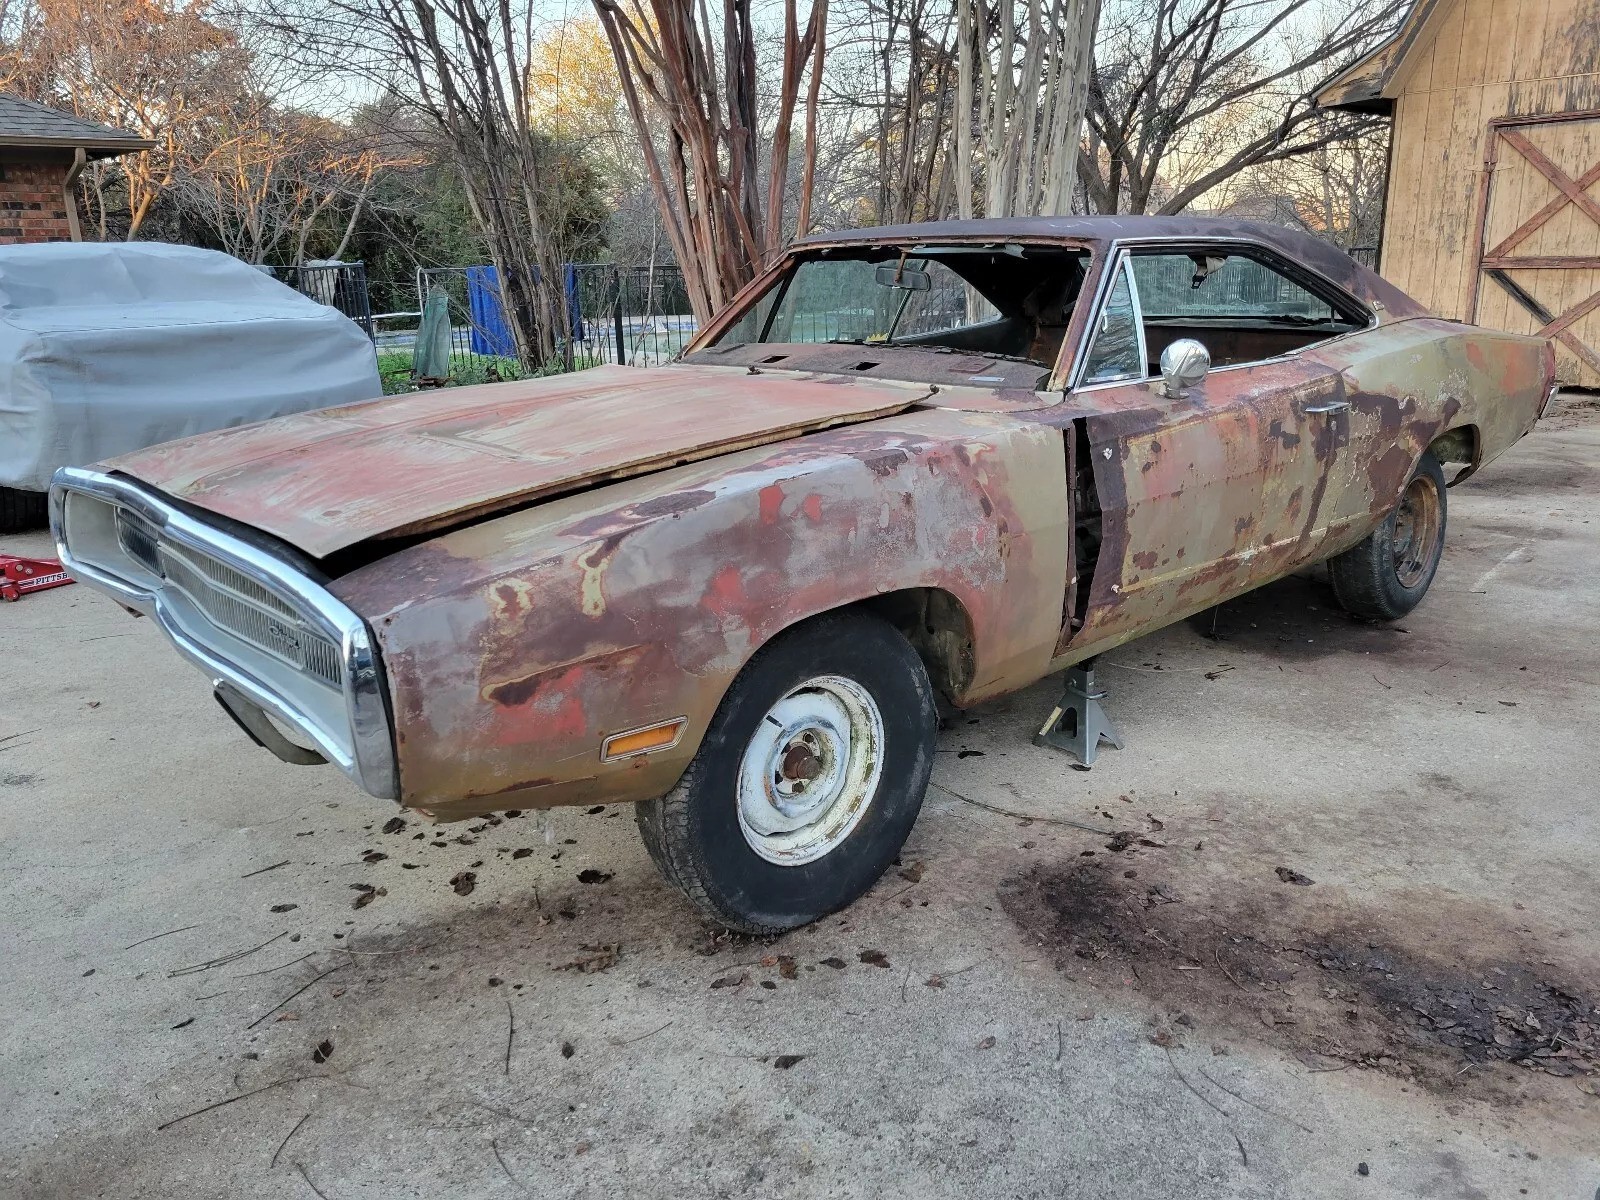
1378;0;1600;384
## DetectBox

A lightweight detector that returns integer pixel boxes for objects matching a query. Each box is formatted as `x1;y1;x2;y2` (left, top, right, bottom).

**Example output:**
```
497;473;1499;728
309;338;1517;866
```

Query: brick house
0;95;153;244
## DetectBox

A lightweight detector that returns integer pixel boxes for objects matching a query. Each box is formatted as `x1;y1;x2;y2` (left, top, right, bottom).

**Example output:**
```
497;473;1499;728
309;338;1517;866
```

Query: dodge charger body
51;217;1555;933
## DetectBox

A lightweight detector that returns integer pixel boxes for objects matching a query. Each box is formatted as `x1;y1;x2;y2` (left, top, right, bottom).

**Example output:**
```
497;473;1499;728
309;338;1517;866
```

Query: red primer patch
759;483;785;524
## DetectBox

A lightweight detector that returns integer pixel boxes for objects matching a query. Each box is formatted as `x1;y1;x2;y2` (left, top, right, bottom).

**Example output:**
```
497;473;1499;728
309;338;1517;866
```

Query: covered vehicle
1;242;380;530
50;217;1555;933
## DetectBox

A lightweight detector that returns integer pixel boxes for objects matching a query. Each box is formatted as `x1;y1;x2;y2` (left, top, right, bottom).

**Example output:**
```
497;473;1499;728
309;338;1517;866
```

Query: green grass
376;349;599;394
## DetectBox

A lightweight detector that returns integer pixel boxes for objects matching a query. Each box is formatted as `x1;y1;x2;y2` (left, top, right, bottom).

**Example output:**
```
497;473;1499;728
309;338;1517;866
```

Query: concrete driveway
3;401;1597;1199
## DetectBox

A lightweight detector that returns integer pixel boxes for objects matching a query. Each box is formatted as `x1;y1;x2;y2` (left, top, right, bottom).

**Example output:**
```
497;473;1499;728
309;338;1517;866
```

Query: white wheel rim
736;675;885;866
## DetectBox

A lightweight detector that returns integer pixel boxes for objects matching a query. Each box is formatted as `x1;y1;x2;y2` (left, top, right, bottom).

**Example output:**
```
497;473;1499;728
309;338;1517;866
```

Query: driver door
1060;248;1349;655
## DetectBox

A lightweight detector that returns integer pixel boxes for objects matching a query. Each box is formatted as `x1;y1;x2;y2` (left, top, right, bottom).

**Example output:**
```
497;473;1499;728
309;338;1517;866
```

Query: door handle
1303;400;1351;415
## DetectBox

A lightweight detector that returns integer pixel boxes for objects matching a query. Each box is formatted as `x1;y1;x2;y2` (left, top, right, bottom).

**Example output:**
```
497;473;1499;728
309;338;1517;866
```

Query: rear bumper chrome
49;467;398;799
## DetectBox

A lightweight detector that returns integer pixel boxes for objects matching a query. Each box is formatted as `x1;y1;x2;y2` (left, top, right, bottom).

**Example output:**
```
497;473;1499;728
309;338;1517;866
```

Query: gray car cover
0;241;382;491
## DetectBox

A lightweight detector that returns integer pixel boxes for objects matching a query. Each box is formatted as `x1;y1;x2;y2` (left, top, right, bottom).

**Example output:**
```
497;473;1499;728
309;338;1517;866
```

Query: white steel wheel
634;610;938;935
735;675;886;866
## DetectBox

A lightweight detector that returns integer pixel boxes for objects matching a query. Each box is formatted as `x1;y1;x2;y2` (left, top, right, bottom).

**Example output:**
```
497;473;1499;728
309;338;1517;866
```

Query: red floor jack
0;553;75;601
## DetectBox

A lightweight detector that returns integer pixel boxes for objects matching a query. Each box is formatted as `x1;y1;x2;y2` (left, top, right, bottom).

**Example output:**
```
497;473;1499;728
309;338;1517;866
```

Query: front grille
108;503;346;689
115;507;160;573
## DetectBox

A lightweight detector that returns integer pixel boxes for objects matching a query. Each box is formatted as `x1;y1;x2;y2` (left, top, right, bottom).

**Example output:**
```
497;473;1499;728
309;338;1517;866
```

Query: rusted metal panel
330;407;1069;821
1031;318;1550;667
103;364;935;559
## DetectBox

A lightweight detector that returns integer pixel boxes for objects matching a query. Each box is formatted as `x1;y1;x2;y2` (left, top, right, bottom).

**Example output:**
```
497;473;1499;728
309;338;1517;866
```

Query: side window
1129;252;1347;324
1080;259;1144;384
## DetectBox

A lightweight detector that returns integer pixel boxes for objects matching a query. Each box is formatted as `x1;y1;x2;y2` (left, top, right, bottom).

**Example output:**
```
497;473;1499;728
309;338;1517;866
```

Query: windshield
707;245;1090;368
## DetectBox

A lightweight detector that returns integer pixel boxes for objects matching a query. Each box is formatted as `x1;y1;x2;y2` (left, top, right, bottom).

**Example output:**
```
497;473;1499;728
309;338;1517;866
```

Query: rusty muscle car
50;218;1555;933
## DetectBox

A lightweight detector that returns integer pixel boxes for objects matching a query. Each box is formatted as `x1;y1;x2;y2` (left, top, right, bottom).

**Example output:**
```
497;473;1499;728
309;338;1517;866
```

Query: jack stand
1033;660;1123;766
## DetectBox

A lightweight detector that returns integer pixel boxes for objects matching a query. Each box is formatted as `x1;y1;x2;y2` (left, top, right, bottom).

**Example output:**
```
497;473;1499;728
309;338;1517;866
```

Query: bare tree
589;0;829;321
1080;0;1403;216
3;0;253;238
176;107;413;264
256;0;599;367
955;0;1100;218
1212;122;1388;247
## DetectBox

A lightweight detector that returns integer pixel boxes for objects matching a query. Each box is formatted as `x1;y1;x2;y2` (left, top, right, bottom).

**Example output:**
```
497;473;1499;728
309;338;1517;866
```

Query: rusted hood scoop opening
104;365;932;559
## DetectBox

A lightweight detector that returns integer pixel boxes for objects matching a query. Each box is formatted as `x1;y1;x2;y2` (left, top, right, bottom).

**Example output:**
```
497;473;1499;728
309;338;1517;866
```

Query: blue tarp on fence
466;265;515;357
465;264;585;356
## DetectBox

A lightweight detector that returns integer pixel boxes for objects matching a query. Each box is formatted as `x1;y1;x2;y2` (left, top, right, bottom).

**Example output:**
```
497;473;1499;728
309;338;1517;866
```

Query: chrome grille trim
48;467;398;800
158;542;343;687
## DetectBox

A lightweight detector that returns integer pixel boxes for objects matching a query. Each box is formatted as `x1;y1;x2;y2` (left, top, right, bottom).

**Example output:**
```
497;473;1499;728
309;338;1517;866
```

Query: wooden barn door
1470;110;1600;387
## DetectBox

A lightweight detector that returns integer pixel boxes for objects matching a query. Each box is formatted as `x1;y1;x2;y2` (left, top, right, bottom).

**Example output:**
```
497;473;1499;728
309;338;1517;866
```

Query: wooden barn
1317;0;1600;385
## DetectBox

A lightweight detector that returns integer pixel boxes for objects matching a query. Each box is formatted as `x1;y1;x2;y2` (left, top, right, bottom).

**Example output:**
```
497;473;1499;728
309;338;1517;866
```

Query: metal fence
1348;245;1379;269
407;262;697;386
568;263;697;368
267;263;374;338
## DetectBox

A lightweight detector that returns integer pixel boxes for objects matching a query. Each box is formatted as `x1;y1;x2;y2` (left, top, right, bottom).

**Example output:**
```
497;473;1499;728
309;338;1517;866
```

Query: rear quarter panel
1314;316;1550;544
331;408;1069;819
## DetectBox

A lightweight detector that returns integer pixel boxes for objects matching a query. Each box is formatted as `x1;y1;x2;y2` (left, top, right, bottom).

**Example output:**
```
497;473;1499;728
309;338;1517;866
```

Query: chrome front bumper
49;467;398;799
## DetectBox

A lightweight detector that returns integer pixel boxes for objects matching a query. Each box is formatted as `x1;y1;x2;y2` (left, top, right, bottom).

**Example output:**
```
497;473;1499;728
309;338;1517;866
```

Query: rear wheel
0;487;48;534
636;610;937;934
1328;451;1447;621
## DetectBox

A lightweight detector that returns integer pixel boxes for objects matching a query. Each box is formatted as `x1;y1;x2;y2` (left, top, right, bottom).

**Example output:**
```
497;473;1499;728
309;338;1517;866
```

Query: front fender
331;407;1068;819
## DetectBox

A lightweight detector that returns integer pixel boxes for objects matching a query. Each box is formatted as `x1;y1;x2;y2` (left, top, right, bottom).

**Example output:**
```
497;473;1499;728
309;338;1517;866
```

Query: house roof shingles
0;94;155;157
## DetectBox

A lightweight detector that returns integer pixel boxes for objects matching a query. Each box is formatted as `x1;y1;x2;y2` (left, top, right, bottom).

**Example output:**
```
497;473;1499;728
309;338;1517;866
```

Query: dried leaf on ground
1275;867;1315;886
897;862;924;883
450;871;477;896
773;1054;805;1069
859;950;891;968
381;817;406;834
577;869;613;885
556;944;618;974
710;971;749;990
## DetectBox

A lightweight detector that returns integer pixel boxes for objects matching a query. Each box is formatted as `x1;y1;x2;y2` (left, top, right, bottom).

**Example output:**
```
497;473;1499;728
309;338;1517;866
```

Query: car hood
106;364;934;558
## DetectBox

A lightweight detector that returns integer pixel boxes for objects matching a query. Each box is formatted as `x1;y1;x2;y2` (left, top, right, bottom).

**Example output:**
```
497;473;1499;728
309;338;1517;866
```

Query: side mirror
1158;338;1210;397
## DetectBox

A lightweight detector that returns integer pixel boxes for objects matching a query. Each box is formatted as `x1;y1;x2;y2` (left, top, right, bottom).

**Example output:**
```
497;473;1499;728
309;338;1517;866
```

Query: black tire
1328;451;1447;621
636;610;938;934
0;487;48;534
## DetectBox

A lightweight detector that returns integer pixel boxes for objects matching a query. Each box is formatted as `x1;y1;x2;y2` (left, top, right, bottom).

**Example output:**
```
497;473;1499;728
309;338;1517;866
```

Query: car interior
694;242;1371;390
1129;249;1369;373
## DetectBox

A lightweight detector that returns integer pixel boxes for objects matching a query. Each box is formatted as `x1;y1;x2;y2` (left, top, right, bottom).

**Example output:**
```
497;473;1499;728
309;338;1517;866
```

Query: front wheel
1328;451;1447;621
636;610;937;934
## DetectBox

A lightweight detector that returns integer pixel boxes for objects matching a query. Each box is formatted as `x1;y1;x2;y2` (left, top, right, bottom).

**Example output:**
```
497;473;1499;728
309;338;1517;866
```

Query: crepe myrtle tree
590;0;830;322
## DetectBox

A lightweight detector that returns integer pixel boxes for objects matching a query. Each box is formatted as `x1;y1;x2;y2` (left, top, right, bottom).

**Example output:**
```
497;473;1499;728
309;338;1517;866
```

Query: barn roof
0;94;155;158
1314;0;1449;114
